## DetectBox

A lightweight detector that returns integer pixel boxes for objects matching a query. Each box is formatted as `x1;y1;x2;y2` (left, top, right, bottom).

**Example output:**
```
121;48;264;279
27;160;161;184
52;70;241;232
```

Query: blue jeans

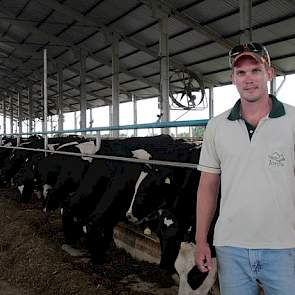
216;246;295;295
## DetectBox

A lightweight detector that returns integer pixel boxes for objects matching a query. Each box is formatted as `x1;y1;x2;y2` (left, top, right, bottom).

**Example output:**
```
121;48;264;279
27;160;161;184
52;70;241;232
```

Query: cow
126;141;203;271
60;135;168;238
60;136;173;264
82;160;143;265
12;136;92;203
0;136;45;187
43;140;98;212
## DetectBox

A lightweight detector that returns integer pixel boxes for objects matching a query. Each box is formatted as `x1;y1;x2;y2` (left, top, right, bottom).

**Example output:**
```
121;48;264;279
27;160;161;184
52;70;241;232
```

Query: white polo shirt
198;96;295;248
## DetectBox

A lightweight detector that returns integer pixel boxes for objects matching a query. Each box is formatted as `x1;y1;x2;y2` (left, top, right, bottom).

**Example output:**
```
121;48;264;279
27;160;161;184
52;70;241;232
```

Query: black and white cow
126;142;201;268
43;140;98;212
0;136;45;187
126;141;220;291
61;136;174;264
13;136;91;203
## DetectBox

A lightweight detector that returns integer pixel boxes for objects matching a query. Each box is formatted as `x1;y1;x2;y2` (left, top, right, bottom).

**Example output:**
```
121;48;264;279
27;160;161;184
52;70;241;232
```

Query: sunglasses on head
229;42;271;68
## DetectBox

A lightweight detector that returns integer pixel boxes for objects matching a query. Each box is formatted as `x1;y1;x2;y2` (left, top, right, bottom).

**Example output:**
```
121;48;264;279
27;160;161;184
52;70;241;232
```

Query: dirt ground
0;187;178;295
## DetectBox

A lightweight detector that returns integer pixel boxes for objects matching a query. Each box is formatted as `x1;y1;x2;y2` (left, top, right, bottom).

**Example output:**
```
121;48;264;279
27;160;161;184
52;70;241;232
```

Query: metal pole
80;50;87;134
132;93;137;137
89;108;93;134
28;84;33;133
10;96;13;134
74;111;77;130
112;34;120;137
160;15;170;134
57;64;64;131
209;87;214;118
109;105;112;137
239;0;252;43
270;77;277;96
43;49;48;153
2;97;6;135
18;92;23;136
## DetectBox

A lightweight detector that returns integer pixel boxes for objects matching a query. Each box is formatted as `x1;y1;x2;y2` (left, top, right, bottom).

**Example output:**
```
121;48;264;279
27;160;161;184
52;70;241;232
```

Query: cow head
126;165;174;225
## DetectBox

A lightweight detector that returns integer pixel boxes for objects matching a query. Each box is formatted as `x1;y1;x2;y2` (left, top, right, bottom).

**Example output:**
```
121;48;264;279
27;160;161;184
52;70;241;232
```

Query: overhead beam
140;0;236;49
0;10;160;91
0;34;117;100
33;0;216;86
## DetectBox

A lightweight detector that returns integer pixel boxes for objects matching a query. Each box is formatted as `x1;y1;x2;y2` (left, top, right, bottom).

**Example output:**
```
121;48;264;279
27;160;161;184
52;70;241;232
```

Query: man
195;42;295;295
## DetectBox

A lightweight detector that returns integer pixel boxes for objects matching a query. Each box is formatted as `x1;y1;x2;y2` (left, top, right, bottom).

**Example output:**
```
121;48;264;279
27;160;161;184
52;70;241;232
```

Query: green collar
227;95;285;121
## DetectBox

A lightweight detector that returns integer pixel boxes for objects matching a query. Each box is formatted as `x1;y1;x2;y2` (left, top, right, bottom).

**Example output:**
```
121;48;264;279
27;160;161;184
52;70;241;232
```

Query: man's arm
195;171;220;272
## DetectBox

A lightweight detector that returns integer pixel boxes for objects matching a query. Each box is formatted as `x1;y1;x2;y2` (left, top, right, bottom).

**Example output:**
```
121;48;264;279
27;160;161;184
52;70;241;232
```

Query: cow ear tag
165;177;170;184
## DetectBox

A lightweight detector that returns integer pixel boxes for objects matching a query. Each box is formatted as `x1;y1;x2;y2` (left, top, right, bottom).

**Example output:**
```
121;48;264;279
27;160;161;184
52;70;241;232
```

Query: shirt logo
268;152;285;167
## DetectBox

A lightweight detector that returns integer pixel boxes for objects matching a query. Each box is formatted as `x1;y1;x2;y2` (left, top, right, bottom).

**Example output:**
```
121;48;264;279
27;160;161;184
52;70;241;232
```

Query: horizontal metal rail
0;119;208;137
0;145;200;170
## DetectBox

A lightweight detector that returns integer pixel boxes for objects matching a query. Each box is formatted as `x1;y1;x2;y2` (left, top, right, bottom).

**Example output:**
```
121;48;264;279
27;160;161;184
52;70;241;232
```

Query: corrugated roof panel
108;4;154;36
65;0;105;17
258;17;295;40
84;0;140;25
169;31;212;56
252;0;295;26
185;0;238;23
167;16;193;35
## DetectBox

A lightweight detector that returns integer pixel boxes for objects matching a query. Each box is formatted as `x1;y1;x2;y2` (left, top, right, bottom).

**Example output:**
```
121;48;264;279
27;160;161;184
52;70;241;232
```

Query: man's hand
195;242;213;273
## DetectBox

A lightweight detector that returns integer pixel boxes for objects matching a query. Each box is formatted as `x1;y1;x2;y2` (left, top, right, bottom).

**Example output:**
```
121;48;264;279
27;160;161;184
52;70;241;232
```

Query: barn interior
0;0;294;136
0;1;294;294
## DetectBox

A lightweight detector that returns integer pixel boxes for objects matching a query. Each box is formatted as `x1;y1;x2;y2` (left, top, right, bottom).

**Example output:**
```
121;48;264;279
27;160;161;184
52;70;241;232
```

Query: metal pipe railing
0;145;200;170
0;119;208;137
0;119;207;169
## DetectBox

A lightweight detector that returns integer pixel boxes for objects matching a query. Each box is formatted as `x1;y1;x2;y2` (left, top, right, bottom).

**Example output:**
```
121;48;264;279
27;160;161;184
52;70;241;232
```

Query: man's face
231;56;274;103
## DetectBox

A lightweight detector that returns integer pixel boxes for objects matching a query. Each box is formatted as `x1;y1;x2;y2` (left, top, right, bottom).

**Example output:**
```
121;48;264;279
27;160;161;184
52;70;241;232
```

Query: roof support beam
33;0;216;86
57;64;63;131
239;0;253;43
140;0;236;49
28;84;33;133
17;92;23;134
0;10;160;91
112;36;120;137
2;97;6;135
0;34;115;101
80;50;87;131
10;96;13;134
159;15;170;134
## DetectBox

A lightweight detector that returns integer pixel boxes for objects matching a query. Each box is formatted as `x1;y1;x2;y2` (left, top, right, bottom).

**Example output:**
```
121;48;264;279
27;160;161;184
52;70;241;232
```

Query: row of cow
0;134;219;295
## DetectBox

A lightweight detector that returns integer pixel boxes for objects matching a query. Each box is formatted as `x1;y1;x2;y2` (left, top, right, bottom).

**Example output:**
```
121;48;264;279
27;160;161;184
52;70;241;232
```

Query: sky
0;73;294;137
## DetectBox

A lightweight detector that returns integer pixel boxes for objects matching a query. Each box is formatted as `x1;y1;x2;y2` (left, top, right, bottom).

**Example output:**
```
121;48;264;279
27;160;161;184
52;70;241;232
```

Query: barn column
74;111;77;130
17;92;23;135
28;84;33;133
159;15;170;135
239;0;252;43
80;50;87;133
209;87;214;118
10;95;13;135
2;96;6;135
50;116;53;132
57;64;64;132
270;77;277;96
43;49;48;151
109;105;112;136
112;34;120;137
132;93;137;137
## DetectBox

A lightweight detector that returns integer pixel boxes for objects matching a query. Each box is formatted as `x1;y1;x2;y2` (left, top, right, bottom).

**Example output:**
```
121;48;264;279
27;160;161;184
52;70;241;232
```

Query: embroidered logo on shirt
268;152;285;167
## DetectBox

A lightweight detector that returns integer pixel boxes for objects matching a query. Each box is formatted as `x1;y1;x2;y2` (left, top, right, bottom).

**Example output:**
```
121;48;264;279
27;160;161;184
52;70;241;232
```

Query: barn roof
0;0;294;119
